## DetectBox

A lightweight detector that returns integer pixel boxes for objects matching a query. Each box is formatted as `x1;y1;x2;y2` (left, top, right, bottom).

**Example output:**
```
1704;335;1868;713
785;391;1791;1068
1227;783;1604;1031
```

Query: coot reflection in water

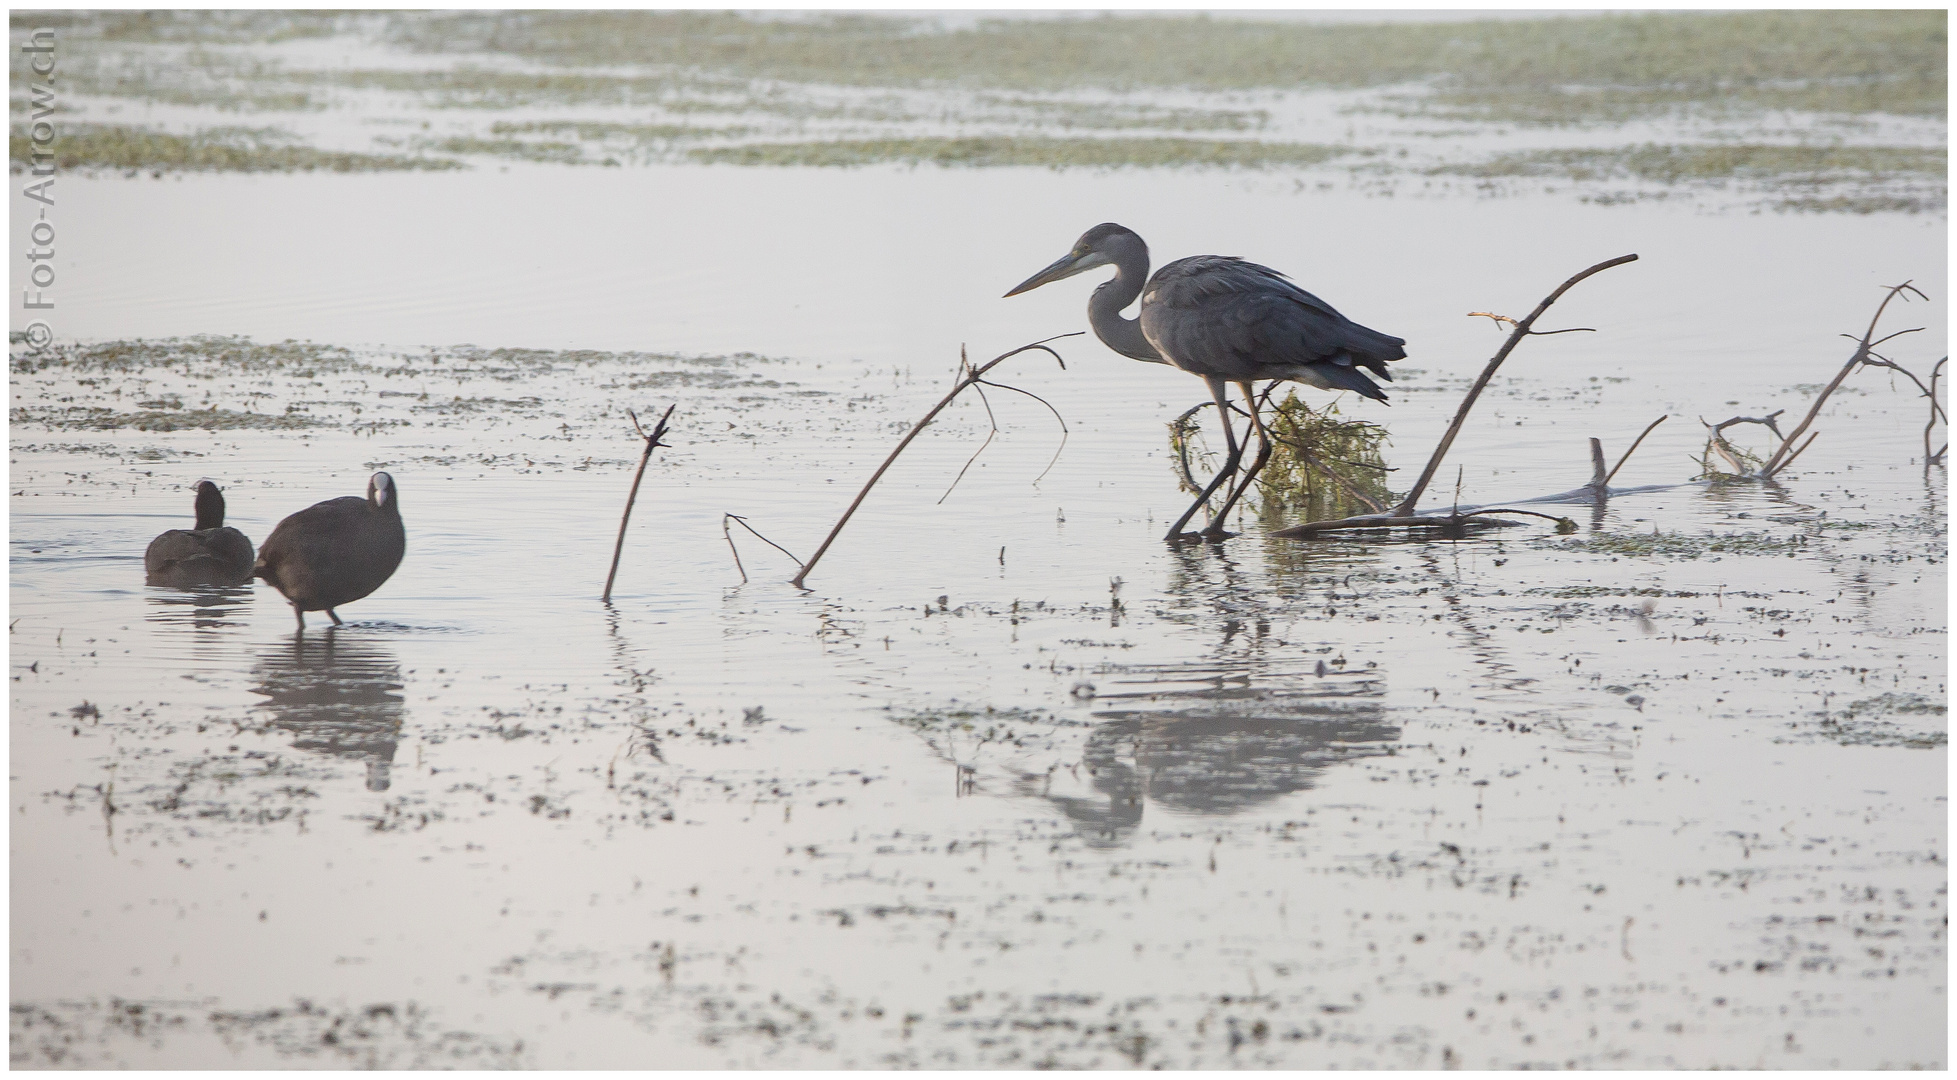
248;635;405;791
144;584;255;632
1038;664;1396;848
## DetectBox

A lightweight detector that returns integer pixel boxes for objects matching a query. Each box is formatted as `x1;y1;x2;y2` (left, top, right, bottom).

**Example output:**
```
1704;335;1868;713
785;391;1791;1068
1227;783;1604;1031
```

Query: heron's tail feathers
1316;361;1390;403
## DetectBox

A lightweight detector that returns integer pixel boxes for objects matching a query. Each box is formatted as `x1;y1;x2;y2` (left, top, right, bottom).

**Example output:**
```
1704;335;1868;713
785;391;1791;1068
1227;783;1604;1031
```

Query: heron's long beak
1003;252;1091;298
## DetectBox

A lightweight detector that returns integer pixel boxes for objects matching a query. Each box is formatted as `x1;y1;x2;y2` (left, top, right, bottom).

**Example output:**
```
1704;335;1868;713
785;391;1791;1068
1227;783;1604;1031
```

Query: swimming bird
1006;222;1405;540
254;472;406;631
144;479;255;587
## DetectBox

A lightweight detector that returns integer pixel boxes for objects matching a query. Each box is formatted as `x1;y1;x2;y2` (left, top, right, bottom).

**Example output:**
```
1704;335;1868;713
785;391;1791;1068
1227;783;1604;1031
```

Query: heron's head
1004;222;1146;297
368;471;399;513
192;479;226;530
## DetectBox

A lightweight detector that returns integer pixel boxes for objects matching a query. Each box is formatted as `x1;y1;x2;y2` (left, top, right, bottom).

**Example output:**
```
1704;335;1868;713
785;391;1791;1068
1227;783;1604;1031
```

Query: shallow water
10;29;1950;1070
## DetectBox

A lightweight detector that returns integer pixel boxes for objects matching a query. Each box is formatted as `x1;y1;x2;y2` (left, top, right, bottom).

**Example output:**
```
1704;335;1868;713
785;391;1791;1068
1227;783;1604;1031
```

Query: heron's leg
292;603;306;632
1165;377;1243;541
327;608;344;627
1206;381;1275;535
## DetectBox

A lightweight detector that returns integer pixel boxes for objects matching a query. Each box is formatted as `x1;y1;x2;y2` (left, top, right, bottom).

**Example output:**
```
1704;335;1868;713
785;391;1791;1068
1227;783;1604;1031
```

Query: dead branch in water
602;404;675;604
1758;281;1926;479
789;334;1080;589
722;513;803;585
1927;357;1948;465
1604;415;1668;487
1271;415;1664;539
1392;254;1639;518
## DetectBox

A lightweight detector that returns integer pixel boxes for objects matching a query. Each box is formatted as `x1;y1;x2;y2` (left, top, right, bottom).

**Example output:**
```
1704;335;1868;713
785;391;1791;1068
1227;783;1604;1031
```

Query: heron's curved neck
1089;247;1161;362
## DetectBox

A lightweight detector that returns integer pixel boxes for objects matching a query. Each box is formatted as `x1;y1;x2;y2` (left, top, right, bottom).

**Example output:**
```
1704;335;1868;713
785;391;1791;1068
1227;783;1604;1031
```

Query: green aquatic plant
1254;392;1395;522
1166;392;1394;526
7;123;462;174
1436;143;1945;186
1550;529;1810;559
393;10;1943;122
687;135;1350;170
418;135;584;164
12;406;324;432
278;66;728;109
970;94;1267;132
487;119;748;142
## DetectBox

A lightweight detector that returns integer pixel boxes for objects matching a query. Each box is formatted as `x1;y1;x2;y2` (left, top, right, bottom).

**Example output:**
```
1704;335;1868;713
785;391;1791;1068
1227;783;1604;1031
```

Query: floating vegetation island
8;9;1946;210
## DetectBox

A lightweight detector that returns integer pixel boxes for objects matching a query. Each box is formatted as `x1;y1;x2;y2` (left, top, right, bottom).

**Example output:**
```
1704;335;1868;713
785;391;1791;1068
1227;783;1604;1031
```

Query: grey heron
254;472;406;630
1006;222;1405;540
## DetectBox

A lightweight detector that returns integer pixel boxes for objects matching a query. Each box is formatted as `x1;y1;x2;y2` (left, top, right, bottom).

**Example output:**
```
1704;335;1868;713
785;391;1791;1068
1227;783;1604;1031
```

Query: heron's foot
1166;528;1234;543
1198;525;1239;541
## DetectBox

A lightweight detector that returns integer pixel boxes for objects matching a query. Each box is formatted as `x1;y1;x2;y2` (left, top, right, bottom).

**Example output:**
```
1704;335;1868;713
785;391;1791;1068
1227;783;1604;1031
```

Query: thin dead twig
1928;357;1948;465
722;513;803;585
602;403;675;604
1393;254;1639;518
1708;410;1784;439
1762;281;1925;478
1603;415;1668;487
789;334;1080;589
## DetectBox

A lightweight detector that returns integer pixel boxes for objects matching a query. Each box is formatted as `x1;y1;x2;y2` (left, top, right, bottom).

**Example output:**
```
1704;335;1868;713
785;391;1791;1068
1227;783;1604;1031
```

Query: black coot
254;472;406;630
144;479;255;587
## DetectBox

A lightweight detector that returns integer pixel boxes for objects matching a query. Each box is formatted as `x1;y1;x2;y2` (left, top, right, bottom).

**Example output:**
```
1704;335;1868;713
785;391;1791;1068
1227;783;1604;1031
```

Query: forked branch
789;334;1080;588
1760;281;1925;478
602;404;676;603
1392;254;1639;517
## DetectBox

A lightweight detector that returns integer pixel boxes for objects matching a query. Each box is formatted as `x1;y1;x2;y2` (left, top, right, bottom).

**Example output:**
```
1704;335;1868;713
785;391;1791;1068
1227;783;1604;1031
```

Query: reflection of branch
1393;255;1639;518
603;404;675;603
790;334;1080;588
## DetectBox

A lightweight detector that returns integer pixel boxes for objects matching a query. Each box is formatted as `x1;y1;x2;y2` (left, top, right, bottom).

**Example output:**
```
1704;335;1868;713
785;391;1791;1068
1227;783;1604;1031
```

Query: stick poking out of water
790;334;1079;589
603;404;675;604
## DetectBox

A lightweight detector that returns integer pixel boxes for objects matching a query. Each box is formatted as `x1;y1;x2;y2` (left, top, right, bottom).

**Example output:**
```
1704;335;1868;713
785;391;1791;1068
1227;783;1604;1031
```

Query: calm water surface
10;159;1947;1066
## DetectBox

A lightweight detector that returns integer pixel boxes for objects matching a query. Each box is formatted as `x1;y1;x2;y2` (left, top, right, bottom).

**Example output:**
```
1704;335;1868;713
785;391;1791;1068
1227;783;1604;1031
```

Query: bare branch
1764;281;1925;478
1392;254;1639;518
727;512;803;565
1929;357;1948;466
974;378;1071;485
603;403;676;604
790;333;1081;588
936;380;999;505
1709;410;1785;439
1775;431;1821;474
1603;415;1668;487
722;514;747;584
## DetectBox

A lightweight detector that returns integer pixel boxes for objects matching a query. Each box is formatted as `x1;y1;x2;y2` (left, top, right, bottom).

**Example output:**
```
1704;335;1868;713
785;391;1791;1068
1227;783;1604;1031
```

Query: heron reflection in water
249;634;404;791
1030;666;1398;848
1006;223;1405;540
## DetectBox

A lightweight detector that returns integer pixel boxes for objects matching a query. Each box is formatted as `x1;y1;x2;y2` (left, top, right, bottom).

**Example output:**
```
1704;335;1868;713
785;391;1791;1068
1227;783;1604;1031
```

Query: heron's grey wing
1142;257;1405;392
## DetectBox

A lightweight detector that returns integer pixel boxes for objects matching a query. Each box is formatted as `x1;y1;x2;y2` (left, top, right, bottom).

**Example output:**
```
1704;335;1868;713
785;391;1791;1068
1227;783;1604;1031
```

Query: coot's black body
254;472;405;630
144;480;255;587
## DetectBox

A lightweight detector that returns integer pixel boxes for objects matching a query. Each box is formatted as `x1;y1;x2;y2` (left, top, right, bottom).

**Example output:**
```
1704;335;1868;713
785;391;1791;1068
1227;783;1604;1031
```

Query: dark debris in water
9;996;525;1069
